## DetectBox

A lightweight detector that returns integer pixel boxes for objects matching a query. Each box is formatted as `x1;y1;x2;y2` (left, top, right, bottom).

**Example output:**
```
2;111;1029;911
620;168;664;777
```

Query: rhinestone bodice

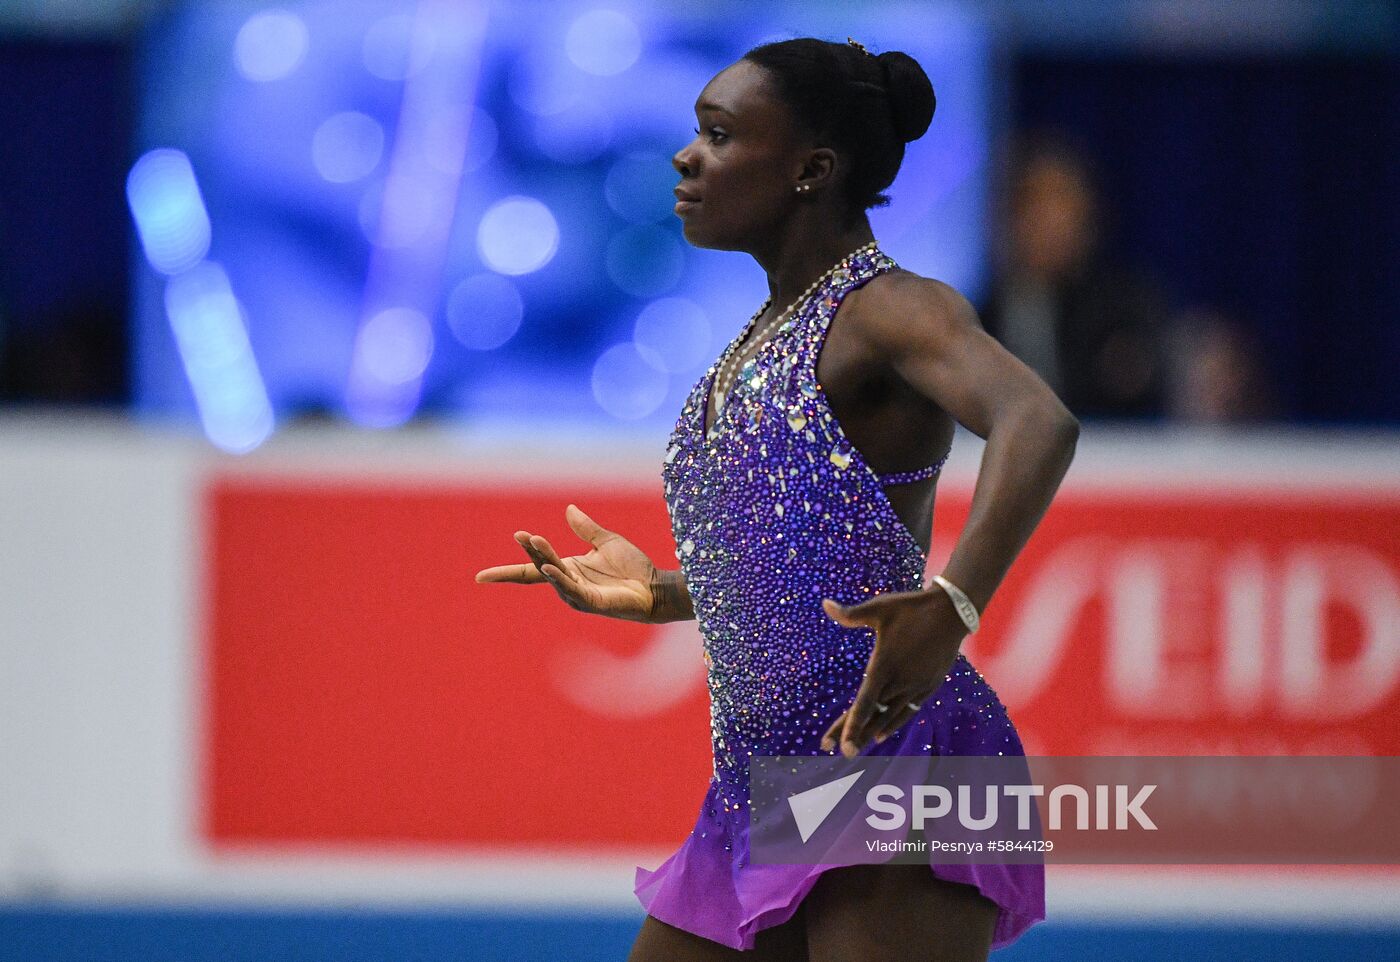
639;247;1042;948
661;247;976;800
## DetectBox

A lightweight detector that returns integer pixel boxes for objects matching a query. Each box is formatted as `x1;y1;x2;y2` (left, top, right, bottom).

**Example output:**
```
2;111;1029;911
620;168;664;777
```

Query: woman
477;38;1078;961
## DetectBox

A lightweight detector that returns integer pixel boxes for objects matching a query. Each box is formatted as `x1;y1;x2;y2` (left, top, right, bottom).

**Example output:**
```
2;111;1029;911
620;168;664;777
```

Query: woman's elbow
1023;395;1080;455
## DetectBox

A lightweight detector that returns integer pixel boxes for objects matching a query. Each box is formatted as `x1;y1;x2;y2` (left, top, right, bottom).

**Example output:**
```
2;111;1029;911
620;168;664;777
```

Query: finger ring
906;701;922;712
874;701;890;713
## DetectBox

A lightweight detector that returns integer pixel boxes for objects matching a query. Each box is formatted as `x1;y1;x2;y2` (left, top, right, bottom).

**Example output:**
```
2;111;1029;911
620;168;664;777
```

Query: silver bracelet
930;574;980;633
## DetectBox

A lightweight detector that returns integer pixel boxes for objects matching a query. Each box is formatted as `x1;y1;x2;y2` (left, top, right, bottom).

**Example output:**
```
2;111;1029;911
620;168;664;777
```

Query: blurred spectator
1165;307;1280;423
979;133;1170;419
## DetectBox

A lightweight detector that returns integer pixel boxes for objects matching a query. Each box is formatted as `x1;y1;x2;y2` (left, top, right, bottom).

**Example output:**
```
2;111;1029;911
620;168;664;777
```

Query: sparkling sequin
637;245;1042;952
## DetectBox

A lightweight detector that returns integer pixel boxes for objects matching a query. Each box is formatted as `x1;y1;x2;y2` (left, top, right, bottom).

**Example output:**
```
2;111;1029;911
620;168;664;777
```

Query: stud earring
795;184;811;193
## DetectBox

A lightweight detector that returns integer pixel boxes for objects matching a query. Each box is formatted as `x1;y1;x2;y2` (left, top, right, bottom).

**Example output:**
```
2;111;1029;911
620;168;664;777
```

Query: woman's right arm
649;568;695;623
477;503;694;625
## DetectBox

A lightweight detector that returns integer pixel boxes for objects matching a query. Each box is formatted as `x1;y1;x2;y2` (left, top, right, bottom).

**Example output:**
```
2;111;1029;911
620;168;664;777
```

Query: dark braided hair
743;38;935;219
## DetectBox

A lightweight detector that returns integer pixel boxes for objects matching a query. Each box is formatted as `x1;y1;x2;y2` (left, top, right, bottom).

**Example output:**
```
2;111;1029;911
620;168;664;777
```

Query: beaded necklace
707;240;878;438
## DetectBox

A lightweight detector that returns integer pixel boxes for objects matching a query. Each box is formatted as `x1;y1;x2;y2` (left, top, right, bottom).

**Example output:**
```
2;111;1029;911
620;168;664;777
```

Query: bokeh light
362;12;434;81
233;9;309;83
446;273;525;350
126;148;212;276
565;9;642;77
360;176;439;249
591;342;670;419
356;307;434;386
131;4;993;432
163;262;274;453
477;196;560;275
311;111;384;183
632;297;710;373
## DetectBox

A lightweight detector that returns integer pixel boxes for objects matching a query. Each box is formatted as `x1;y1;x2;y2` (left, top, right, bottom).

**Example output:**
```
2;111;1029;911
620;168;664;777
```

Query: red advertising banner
202;477;1400;848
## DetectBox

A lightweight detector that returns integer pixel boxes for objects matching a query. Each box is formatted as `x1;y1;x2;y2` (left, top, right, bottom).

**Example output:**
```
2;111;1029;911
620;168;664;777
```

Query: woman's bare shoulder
845;267;986;354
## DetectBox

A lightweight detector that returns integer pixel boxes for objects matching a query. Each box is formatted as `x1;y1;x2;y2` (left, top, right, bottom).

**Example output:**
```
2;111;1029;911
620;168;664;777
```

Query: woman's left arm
820;273;1079;758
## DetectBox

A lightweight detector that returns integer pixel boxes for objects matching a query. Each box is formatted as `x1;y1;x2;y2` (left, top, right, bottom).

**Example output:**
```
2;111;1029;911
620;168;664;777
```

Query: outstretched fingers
523;532;568;571
473;530;565;588
474;561;547;584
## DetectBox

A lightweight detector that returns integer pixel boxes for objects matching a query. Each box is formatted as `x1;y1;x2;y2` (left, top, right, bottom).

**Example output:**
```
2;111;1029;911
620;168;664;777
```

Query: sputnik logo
787;770;864;842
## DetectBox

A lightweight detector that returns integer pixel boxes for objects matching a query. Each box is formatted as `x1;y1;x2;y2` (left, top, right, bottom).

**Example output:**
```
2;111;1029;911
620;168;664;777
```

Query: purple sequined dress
634;247;1045;950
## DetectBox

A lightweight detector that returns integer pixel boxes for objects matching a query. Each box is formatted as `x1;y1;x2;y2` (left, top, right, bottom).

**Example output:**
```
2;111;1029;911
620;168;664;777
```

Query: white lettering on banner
1107;540;1216;718
1279;545;1400;718
550;620;706;718
548;537;1399;722
1221;548;1269;716
964;535;1400;722
961;537;1104;704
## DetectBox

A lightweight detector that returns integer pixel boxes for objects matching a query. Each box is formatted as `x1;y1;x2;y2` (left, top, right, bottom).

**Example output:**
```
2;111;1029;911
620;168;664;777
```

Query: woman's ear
796;146;839;193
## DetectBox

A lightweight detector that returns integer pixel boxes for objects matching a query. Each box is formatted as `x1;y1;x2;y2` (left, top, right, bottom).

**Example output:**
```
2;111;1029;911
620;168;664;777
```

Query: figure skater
478;36;1077;961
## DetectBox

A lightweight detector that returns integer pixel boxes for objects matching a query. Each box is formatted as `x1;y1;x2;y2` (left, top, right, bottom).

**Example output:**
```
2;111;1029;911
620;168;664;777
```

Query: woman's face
671;59;807;251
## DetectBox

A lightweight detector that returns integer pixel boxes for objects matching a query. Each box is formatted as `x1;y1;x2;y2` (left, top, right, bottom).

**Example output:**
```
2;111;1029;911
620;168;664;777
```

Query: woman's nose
672;143;696;176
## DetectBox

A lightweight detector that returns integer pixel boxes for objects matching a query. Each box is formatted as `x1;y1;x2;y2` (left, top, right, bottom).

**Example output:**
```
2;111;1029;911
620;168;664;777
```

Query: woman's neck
751;217;877;315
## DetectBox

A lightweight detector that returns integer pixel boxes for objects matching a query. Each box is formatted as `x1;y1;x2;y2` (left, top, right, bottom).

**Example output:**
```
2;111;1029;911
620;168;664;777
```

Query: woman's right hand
474;503;669;623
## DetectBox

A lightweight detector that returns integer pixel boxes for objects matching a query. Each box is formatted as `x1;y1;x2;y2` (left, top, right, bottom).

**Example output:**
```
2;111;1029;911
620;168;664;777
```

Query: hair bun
875;50;935;143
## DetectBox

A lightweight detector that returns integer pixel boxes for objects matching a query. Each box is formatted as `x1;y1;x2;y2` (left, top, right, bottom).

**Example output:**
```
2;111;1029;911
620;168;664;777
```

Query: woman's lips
674;187;700;215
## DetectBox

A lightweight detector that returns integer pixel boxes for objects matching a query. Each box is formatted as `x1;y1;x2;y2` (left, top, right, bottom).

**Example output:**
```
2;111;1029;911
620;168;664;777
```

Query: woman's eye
692;126;727;144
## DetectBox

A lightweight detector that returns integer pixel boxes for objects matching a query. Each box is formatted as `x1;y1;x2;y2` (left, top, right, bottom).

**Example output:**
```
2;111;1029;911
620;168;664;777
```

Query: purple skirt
634;659;1046;951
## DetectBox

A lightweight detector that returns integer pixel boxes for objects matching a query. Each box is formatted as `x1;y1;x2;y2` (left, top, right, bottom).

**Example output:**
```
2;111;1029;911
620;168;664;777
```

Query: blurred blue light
459;106;499;173
345;306;433;429
446;273;524;350
133;3;992;434
633;297;710;373
311;111;384;184
533;99;614;164
163;262;274;453
591;342;669;420
126;148;213;276
477;196;560;275
362;12;434;81
508;48;579;116
356;307;434;386
361;175;438;249
604;151;678;223
565;10;642;77
423;107;497;176
233;9;309;83
605;224;683;297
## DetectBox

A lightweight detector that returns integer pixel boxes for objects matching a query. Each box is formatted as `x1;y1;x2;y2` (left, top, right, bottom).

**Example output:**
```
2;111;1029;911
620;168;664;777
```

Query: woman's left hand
818;588;967;758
